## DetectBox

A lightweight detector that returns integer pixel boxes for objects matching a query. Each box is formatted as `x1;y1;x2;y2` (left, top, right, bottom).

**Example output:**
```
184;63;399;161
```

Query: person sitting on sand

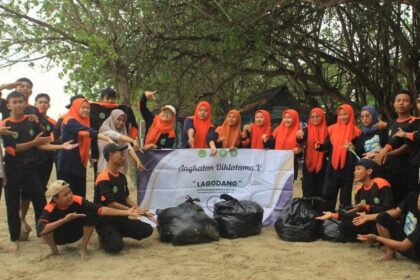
358;191;420;262
316;158;394;241
36;180;146;260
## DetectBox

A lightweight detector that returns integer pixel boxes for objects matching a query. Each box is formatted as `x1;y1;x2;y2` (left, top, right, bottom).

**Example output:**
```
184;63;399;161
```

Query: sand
0;168;419;280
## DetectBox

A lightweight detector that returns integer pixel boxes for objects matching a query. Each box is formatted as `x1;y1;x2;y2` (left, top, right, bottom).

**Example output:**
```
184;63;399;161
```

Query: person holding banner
139;91;176;150
297;108;328;198
267;109;302;180
215;109;242;149
316;104;361;211
181;101;218;156
95;143;154;254
57;97;114;198
241;110;272;149
97;109;145;175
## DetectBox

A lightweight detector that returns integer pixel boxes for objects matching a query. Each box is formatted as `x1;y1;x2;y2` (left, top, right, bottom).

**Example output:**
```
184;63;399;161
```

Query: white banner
136;149;294;226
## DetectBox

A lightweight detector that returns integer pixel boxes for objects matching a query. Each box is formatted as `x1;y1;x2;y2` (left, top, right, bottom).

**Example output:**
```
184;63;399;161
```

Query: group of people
0;79;419;263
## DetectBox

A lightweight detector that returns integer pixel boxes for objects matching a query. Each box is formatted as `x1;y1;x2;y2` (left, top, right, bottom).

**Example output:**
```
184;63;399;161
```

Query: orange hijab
63;98;91;168
306;108;328;173
145;111;176;145
250;110;272;149
328;104;361;170
273;109;300;150
192;101;213;148
216;109;241;148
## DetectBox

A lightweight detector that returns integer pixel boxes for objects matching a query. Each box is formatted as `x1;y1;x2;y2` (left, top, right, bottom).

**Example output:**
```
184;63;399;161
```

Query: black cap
65;94;85;109
355;158;378;175
103;143;128;161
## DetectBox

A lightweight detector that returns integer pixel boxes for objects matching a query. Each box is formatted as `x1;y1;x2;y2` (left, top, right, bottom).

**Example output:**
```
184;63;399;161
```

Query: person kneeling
95;143;154;254
316;158;394;241
36;180;145;260
358;191;420;262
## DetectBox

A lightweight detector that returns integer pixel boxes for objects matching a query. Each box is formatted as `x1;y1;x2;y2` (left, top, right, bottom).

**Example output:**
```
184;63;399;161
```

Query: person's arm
38;212;86;236
315;134;331;152
16;132;50;152
0;82;20;92
139;93;155;128
65;118;98;139
37;141;78;151
207;127;218;155
263;136;275;149
128;148;145;170
296;127;307;145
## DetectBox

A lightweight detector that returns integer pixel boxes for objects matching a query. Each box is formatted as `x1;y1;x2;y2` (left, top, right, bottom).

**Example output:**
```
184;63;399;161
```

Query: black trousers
386;171;410;205
302;165;325;198
338;213;377;241
37;160;54;191
5;163;46;241
322;178;353;211
377;212;420;260
57;171;86;198
52;214;96;245
96;218;153;253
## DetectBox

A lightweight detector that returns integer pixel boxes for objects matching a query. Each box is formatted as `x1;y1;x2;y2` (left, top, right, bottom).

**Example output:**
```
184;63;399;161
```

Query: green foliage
0;0;419;119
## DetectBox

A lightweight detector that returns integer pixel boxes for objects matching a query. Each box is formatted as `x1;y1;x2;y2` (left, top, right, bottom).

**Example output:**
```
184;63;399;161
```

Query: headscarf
62;98;91;167
215;109;241;148
99;109;127;135
145;108;176;145
273;109;300;150
250;110;271;149
328;104;361;170
360;105;379;134
305;108;328;173
192;101;213;148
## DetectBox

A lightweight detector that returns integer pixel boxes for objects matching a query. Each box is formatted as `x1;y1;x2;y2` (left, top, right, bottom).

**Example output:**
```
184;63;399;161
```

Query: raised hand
145;90;157;100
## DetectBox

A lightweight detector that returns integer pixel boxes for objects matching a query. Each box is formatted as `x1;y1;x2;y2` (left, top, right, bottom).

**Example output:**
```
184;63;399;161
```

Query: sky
0;62;69;119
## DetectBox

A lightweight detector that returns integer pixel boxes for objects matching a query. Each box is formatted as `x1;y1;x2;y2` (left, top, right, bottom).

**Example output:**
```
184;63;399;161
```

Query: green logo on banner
373;197;380;204
198;150;207;158
99;112;106;119
219;149;228;157
29;129;34;136
230;149;238;157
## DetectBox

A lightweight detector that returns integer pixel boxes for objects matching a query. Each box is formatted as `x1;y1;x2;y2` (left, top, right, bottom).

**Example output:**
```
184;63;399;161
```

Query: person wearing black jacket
316;159;394;241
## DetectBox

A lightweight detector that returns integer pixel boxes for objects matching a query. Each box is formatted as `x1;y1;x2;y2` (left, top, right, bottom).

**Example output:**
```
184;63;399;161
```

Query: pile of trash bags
213;194;264;239
275;197;321;242
156;196;219;245
156;194;265;245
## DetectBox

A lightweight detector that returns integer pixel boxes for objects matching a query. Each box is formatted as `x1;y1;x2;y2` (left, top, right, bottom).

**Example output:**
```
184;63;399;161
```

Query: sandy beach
0;168;419;280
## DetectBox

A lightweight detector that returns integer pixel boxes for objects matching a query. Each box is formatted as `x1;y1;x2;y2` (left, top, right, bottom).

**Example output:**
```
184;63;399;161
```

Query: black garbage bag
156;196;219;245
274;197;321;242
320;219;348;242
213;194;264;239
